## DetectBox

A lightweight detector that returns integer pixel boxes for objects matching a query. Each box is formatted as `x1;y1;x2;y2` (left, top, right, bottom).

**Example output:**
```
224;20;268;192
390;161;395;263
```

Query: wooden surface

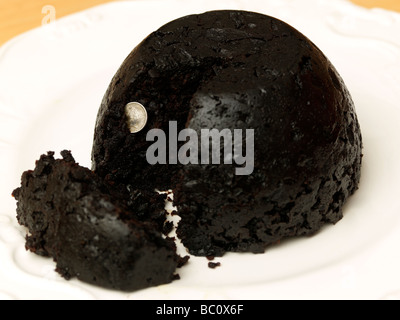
0;0;399;46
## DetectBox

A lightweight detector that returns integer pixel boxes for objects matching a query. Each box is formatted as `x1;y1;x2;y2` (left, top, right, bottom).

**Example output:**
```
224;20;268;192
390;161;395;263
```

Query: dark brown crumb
177;255;190;268
163;221;174;236
206;256;215;261
60;150;75;163
170;210;178;216
208;262;221;269
172;274;181;281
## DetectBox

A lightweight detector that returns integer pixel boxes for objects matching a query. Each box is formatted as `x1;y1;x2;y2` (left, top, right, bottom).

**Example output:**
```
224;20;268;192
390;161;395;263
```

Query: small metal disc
125;102;148;133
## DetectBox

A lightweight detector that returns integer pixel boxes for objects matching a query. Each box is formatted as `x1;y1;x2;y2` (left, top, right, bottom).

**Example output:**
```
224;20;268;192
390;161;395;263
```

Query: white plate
1;0;400;300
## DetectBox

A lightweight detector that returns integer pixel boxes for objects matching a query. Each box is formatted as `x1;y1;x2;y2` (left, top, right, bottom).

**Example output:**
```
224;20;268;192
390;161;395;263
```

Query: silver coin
125;102;148;133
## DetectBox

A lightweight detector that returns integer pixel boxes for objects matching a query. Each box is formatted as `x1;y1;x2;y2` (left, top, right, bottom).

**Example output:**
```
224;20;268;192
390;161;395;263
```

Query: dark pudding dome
92;10;362;256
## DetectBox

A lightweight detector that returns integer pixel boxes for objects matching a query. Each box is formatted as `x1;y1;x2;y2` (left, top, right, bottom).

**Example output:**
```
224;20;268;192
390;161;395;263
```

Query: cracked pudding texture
92;9;362;256
12;151;179;291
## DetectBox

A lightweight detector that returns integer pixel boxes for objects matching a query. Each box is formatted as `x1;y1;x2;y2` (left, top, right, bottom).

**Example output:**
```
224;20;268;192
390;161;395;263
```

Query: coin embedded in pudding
125;102;148;133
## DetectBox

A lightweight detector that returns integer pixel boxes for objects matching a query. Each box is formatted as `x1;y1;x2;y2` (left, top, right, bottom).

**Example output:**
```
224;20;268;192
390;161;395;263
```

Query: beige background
0;0;399;46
